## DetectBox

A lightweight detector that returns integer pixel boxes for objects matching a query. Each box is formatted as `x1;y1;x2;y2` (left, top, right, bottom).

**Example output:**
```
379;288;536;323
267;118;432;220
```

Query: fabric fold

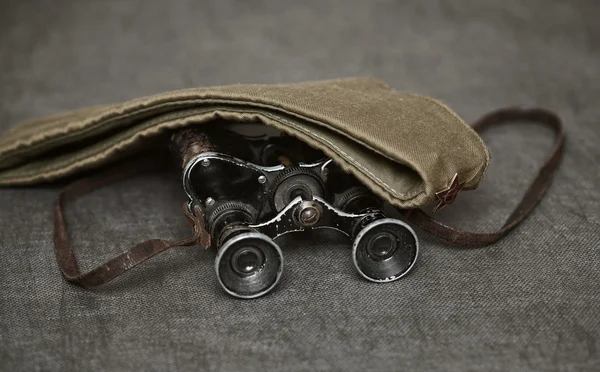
0;77;490;209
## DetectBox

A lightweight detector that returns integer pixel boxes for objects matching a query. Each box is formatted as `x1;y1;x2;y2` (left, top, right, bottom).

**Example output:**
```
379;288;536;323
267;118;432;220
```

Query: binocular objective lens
231;247;265;276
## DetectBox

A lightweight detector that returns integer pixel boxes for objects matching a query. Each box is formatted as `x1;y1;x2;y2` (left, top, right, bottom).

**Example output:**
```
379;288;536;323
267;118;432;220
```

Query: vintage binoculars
171;125;418;298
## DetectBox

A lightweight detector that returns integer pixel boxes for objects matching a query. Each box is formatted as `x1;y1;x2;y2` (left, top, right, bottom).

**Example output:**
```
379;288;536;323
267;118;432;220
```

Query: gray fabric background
1;0;599;371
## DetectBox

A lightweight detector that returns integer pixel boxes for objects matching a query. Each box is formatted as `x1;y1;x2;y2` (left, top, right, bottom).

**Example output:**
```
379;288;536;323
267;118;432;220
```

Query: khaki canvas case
0;77;490;209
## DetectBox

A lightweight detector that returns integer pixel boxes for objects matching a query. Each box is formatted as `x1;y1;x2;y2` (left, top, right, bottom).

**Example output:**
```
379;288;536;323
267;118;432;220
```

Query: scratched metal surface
1;0;599;371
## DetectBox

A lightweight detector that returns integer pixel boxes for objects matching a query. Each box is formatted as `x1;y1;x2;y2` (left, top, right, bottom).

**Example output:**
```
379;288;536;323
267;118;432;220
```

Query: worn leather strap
54;157;211;287
402;107;565;247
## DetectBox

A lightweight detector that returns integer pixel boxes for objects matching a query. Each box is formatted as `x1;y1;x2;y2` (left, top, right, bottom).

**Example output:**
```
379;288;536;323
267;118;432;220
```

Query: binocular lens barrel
352;218;418;282
215;232;284;299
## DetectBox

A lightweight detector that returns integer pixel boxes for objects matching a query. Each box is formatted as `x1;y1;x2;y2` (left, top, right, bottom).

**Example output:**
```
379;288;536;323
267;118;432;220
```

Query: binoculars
171;125;418;298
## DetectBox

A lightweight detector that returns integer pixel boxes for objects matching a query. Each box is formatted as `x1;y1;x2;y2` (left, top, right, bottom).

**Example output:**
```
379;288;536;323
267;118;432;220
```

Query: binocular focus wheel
352;218;418;282
270;167;327;212
215;232;284;299
334;186;381;213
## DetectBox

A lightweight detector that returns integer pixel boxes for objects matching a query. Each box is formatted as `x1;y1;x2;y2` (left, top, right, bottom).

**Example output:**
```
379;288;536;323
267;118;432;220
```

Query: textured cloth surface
0;1;599;371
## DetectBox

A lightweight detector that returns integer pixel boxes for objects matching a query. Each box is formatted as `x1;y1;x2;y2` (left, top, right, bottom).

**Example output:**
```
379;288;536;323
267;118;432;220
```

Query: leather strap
401;107;565;247
54;157;211;287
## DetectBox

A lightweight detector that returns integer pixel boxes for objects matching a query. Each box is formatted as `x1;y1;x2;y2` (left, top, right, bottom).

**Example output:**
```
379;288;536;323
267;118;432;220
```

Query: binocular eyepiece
216;231;284;299
206;201;284;299
353;218;418;282
172;125;418;298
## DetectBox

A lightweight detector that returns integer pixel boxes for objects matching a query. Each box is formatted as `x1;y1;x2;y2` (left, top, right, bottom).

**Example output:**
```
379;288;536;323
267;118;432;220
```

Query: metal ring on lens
215;232;284;299
352;218;419;283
